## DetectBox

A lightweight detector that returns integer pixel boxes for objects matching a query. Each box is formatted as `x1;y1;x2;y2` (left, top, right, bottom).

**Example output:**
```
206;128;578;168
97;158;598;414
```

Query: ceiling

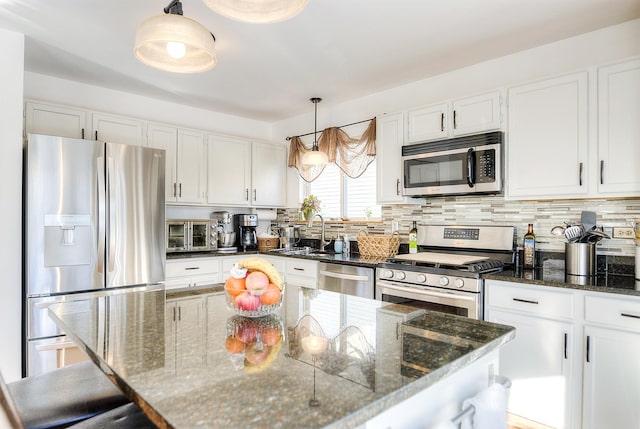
1;0;639;122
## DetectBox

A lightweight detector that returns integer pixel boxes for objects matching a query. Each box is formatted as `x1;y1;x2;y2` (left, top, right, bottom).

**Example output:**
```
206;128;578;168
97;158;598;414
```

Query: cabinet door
451;91;502;136
506;72;589;199
146;123;178;202
176;129;207;204
376;113;416;204
173;297;207;371
25;102;88;139
583;325;640;429
207;135;251;206
486;309;575;429
251;141;287;207
407;102;448;143
91;112;144;146
597;58;640;196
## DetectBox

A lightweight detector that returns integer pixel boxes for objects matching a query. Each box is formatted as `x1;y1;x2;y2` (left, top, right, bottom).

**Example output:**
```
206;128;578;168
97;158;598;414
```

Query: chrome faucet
307;213;331;252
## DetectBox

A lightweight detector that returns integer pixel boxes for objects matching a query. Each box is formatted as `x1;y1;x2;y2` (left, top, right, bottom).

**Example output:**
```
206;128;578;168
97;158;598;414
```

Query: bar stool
2;361;130;429
71;403;156;428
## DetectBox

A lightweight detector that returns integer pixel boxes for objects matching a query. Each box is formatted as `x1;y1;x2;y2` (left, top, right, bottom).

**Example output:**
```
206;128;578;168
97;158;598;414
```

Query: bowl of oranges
224;257;284;318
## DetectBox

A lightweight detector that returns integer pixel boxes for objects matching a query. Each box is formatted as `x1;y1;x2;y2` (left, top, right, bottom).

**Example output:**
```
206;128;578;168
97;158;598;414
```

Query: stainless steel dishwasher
317;262;374;299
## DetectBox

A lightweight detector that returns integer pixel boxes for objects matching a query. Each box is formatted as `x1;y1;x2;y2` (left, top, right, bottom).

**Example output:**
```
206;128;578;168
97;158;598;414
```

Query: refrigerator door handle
97;156;106;275
107;156;116;274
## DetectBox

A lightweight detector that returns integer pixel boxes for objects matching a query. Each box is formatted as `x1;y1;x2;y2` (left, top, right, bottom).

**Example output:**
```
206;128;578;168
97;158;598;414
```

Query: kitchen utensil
581;210;597;232
550;225;566;237
564;224;585;242
583;230;610;244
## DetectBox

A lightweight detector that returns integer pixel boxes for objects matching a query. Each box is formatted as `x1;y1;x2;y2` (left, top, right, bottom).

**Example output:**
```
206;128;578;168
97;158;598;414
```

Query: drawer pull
185;267;200;270
513;298;539;305
621;312;640;320
293;267;305;271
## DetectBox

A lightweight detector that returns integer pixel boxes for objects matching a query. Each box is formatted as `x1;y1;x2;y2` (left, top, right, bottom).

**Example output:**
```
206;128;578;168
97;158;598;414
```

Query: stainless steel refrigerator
24;134;166;376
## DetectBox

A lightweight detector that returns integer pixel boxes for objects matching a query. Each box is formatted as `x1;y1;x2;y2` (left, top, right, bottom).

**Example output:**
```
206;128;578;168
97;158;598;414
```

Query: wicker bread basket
357;230;400;258
258;237;280;252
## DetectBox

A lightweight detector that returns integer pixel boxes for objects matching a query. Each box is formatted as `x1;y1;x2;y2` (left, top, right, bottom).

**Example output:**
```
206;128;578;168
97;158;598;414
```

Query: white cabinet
376;112;420;205
506;72;589;199
165;258;221;290
406;91;502;143
207;136;251;206
207;136;286;207
597;58;640;196
147;124;207;204
166;296;207;372
284;258;318;289
25;101;88;139
91;112;144;146
485;281;577;429
582;294;640;429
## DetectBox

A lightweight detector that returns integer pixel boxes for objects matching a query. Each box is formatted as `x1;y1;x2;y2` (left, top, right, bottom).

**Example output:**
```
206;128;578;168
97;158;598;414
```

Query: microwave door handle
466;148;475;187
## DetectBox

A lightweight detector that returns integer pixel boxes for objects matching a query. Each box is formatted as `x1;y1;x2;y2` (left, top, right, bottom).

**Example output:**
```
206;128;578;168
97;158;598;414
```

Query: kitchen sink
267;247;333;257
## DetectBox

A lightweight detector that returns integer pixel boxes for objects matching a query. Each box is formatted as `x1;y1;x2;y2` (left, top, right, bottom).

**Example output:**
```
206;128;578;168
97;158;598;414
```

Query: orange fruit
225;336;245;354
262;328;281;346
225;276;246;296
260;283;281;305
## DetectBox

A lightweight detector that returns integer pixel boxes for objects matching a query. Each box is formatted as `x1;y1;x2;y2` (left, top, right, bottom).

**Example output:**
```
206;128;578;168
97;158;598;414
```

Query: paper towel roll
254;208;278;221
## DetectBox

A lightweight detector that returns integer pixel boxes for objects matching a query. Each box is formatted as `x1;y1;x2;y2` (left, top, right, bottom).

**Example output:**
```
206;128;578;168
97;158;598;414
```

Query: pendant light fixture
202;0;308;24
135;0;217;73
301;97;328;166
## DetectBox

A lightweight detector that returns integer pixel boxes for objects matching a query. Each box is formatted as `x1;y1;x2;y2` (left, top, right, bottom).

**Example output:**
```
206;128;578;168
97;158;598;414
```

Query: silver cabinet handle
179;183;182;197
245;189;249;201
453;110;457;129
621;312;640;319
440;113;445;132
513;298;539;305
173;183;177;198
586;335;591;363
564;333;568;359
81;128;85;139
253;189;257;201
185;267;200;271
95;130;98;140
600;160;604;185
396;178;400;196
293;267;305;271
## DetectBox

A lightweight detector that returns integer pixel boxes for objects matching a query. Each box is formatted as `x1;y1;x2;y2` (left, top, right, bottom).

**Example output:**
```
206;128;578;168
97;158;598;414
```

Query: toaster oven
166;220;215;252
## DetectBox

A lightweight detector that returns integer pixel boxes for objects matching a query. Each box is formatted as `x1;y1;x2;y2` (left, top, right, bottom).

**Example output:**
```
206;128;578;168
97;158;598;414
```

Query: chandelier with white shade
203;0;308;24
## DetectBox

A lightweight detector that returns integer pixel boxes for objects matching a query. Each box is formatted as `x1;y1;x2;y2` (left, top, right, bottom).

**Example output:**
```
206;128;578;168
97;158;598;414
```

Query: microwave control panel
475;149;495;183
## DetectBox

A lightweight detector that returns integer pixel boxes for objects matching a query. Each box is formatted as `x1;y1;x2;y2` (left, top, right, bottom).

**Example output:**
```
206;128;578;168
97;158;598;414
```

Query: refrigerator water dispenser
44;214;91;267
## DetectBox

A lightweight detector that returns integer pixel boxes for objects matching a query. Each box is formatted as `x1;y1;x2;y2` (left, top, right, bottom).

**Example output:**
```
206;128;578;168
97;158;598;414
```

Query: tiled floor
507;413;555;429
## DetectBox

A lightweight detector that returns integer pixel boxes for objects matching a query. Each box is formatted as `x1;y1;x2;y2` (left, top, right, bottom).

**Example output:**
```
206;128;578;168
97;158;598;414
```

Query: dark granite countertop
49;285;514;428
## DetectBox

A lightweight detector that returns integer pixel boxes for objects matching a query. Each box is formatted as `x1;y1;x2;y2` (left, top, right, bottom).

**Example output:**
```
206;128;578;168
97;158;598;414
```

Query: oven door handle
379;283;477;302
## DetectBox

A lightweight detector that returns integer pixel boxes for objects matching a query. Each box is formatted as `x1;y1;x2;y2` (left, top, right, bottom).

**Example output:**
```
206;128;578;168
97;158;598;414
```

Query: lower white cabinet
165;296;207;372
165;258;221;290
485;282;577;429
486;280;640;429
284;258;318;289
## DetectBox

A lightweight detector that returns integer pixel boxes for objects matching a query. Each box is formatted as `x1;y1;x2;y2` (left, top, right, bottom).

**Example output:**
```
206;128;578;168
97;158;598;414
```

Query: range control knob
439;277;449;286
395;271;406;280
416;273;427;283
454;278;465;288
383;270;394;278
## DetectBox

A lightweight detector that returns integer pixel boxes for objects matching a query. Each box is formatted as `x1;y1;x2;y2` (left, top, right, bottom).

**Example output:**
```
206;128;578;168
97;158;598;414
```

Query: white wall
24;72;273;142
0;29;24;382
273;19;640;140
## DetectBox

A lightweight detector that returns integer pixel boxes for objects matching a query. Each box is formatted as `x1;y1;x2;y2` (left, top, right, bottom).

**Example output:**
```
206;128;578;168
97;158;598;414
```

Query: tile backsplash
276;196;640;257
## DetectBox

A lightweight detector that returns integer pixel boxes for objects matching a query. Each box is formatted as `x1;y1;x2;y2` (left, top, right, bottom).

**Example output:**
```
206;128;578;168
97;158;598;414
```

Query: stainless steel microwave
401;131;503;197
166;220;216;252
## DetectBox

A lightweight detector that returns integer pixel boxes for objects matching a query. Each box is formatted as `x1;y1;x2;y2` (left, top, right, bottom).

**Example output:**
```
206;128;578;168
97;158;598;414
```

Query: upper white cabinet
147;124;207;204
506;72;589;199
208;135;252;206
251;141;287;207
207;137;286;207
376;112;420;205
25;101;88;139
406;91;503;143
597;58;640;196
91;112;144;146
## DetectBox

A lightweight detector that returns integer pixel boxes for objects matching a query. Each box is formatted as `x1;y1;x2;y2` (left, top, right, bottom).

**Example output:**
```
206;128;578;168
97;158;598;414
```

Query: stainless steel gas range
376;225;515;320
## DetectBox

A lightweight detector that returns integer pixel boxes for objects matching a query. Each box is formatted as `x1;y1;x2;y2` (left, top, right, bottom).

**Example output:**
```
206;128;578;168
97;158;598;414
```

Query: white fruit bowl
224;285;284;318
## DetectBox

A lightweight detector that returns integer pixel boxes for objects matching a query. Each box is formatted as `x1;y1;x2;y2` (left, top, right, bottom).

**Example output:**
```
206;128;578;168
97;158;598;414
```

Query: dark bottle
523;223;536;269
409;221;418;254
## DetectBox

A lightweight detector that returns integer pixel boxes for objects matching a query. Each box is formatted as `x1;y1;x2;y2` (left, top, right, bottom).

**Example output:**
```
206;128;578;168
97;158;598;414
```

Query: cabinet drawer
166;258;220;279
285;259;318;278
486;282;574;319
585;294;640;332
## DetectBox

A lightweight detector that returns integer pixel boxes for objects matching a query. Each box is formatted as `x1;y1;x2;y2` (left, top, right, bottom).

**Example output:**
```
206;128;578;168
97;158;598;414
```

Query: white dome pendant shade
203;0;308;24
135;1;216;73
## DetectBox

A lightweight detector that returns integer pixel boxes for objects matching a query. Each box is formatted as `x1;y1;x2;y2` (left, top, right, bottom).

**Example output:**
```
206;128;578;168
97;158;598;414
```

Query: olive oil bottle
523;223;536;269
409;221;418;254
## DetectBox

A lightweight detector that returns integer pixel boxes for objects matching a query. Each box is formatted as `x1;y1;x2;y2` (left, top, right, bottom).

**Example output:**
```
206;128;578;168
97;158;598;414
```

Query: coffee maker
234;214;258;251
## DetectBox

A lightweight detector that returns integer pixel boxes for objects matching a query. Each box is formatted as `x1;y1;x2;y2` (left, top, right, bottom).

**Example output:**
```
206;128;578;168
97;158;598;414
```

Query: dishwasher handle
319;270;370;282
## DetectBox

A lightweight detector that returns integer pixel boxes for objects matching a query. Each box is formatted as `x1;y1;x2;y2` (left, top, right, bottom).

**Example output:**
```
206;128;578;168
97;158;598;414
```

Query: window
304;160;381;220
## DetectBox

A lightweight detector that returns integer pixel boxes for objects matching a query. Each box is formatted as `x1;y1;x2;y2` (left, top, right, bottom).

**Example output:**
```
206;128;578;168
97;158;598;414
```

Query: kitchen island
49;284;514;428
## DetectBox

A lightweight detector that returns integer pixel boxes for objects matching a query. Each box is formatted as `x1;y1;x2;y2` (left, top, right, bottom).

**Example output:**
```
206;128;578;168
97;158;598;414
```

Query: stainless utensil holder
565;242;596;276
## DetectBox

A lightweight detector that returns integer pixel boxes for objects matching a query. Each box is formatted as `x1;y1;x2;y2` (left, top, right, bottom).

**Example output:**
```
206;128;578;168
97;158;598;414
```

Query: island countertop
49;285;514;428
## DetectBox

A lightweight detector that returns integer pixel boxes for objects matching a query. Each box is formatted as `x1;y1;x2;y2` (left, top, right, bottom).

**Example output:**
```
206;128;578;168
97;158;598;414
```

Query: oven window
381;294;469;318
